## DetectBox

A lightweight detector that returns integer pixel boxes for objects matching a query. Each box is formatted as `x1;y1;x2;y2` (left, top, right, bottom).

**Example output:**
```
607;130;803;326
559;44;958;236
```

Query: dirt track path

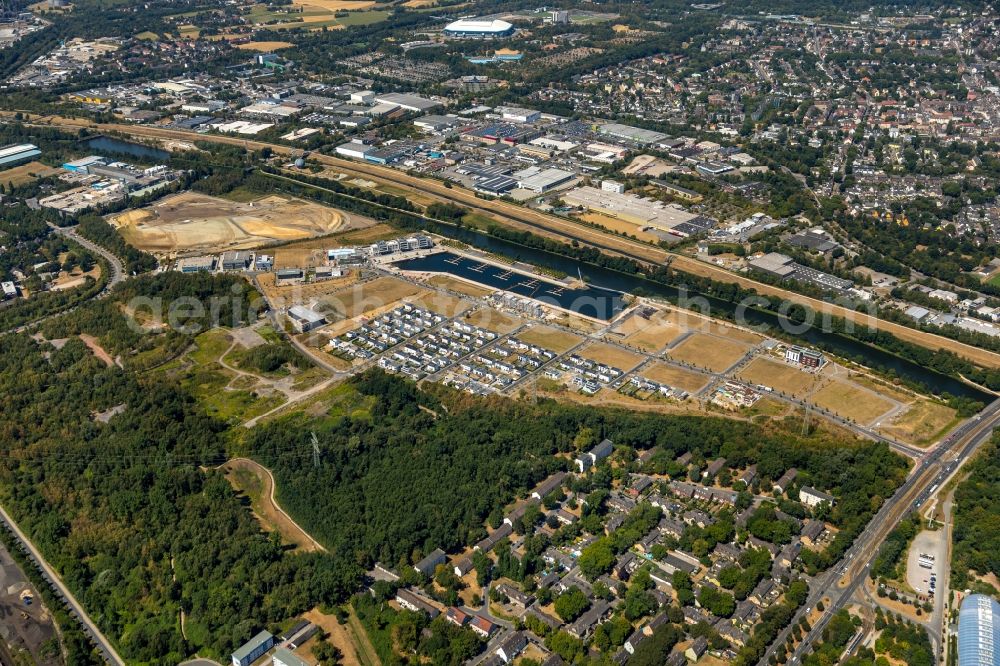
220;457;326;553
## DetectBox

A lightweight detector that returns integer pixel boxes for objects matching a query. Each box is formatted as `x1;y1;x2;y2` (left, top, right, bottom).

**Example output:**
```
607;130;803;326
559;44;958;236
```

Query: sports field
666;333;751;373
111;191;353;254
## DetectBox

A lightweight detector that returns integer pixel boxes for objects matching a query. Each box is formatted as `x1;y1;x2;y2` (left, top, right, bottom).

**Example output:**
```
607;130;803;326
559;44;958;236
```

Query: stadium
443;18;515;38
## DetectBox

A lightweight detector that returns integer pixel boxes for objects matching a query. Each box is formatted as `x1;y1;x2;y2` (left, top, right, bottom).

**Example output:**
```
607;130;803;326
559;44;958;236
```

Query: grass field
516;325;582;354
642;362;710;393
738;357;820;396
880;400;958;446
577;212;661;243
811;381;895;425
579;342;643;371
613;310;684;352
166;329;287;423
667;333;750;373
331;223;400;245
0;161;60;187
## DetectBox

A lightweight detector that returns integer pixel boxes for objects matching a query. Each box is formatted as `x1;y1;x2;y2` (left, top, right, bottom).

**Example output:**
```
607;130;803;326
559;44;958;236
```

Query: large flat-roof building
231;630;274;666
444;18;515;38
597;123;669;146
374;92;442;113
177;256;216;273
959;594;1000;666
0;143;41;168
748;253;853;293
562;186;710;235
221;251;252;271
288;305;326;333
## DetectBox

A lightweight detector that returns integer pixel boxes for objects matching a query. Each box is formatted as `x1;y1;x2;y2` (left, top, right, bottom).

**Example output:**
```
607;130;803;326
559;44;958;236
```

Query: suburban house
446;607;469;626
496;631;528;663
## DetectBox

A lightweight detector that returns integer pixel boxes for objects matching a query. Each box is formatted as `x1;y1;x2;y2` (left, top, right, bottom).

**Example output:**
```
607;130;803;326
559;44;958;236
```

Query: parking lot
905;528;946;597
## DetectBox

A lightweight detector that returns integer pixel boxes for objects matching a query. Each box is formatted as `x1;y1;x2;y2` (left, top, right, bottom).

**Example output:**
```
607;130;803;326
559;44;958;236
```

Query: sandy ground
111;191;355;254
79;333;117;367
411;290;470;318
577;212;662;244
319;276;428;321
465;307;523;334
810;381;895;425
613;310;685;352
426;274;493;298
879;400;957;446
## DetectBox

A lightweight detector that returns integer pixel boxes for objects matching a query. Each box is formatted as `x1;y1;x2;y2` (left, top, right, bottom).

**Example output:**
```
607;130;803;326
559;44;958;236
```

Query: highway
0;503;125;666
768;398;1000;666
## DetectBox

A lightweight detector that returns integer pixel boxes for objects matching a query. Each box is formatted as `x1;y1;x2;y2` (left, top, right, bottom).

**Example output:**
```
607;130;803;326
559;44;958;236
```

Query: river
416;224;991;402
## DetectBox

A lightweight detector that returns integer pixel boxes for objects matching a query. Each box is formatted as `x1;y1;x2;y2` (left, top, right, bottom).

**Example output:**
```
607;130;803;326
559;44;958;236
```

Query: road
0;503;125;666
774;399;1000;666
2;224;127;336
17;115;1000;370
50;224;126;294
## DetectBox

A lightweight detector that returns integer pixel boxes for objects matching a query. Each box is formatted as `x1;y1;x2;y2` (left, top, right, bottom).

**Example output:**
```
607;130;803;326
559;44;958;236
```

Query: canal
396;251;625;321
418;224;992;402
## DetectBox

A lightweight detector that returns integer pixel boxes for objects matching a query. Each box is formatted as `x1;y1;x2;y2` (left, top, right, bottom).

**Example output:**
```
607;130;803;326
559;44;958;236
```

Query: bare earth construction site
109;191;365;256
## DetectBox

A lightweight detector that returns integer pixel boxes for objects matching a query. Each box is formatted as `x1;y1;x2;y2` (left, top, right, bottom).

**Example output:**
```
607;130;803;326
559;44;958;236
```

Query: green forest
0;275;350;664
0;271;914;664
951;433;1000;593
